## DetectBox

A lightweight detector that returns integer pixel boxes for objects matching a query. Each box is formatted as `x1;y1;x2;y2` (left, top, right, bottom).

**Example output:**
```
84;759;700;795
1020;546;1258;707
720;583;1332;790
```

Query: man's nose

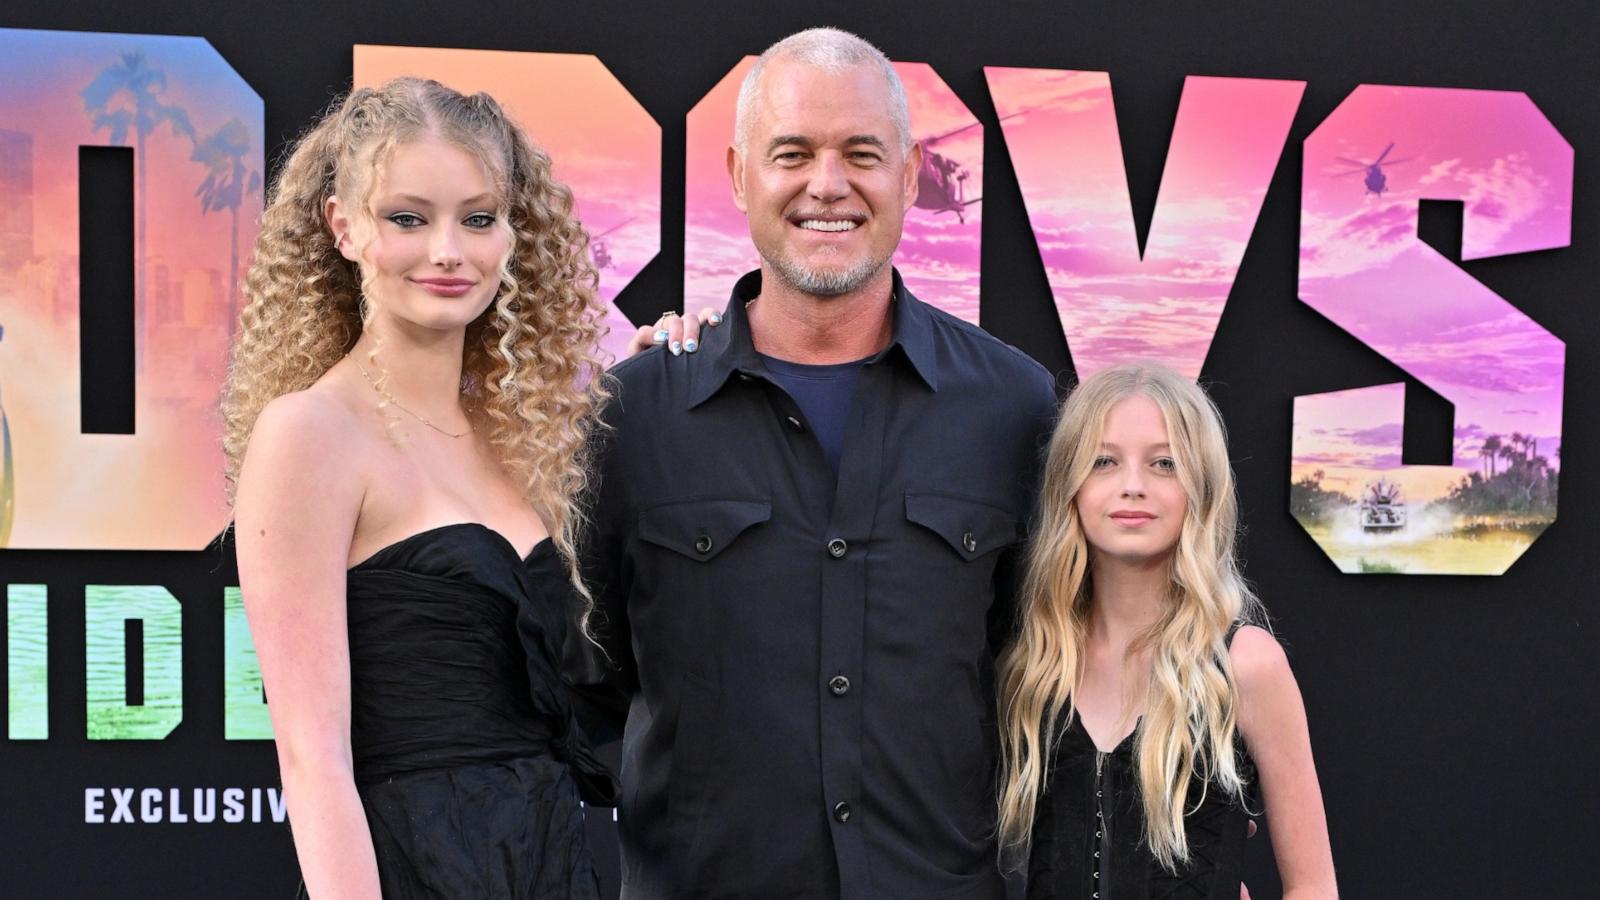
807;152;850;204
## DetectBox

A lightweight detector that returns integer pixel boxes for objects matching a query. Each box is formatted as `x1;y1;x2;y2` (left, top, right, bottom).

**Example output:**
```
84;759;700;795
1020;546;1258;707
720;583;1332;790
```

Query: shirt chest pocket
637;497;772;562
904;489;1023;562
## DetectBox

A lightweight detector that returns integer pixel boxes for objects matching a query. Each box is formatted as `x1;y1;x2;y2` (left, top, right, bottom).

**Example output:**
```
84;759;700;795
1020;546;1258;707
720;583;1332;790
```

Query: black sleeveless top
1027;629;1258;900
327;523;616;899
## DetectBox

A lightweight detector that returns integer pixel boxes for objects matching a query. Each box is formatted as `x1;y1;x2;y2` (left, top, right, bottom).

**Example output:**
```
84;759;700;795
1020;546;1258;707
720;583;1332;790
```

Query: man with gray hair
580;27;1057;898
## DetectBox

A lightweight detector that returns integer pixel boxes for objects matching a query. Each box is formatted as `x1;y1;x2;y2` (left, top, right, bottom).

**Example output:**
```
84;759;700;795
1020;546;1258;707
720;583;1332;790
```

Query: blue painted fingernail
670;340;683;356
653;329;669;344
710;312;723;325
684;339;698;353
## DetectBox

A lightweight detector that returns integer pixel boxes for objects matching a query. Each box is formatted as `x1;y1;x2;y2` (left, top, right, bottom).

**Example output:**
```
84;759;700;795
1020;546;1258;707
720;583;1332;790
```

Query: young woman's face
331;136;511;333
1074;394;1188;566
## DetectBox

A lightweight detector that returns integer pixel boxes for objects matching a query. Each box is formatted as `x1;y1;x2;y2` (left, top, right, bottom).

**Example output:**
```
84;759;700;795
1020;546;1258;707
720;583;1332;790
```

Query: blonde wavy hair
997;364;1263;871
221;77;609;592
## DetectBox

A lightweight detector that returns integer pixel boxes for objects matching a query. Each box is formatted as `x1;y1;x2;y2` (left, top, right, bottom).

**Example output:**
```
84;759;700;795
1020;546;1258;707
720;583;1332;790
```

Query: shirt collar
686;268;940;409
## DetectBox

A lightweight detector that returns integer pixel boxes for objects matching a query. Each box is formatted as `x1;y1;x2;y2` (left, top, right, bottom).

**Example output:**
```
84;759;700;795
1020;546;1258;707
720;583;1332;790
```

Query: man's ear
728;145;748;215
325;195;360;263
902;141;923;213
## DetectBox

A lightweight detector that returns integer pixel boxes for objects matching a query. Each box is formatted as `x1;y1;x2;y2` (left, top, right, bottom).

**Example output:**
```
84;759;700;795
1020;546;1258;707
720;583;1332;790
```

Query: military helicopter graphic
913;113;1024;223
589;218;635;270
1334;142;1413;196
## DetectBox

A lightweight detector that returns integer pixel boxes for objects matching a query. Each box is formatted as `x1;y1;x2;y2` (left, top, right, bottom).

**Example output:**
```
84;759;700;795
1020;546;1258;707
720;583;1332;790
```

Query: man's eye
464;213;496;229
387;213;425;228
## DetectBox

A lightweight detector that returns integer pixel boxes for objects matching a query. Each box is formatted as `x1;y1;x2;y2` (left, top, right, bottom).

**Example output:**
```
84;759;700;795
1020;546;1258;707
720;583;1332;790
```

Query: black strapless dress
326;523;616;899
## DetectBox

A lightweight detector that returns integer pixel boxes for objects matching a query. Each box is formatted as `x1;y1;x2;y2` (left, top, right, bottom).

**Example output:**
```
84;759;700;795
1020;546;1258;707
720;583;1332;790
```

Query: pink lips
412;277;477;297
1108;510;1157;527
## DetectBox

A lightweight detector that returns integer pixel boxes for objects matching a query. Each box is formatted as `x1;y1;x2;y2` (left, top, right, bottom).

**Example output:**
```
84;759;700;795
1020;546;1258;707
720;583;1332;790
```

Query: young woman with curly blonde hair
224;78;614;897
998;364;1337;899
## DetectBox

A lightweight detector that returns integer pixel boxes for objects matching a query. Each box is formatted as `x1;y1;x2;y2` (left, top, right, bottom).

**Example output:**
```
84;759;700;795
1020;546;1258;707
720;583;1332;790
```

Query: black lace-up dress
315;523;617;899
1027;713;1257;900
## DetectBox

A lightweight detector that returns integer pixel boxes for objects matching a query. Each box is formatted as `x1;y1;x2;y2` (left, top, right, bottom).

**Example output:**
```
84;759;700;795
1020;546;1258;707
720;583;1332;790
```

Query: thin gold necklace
356;364;473;439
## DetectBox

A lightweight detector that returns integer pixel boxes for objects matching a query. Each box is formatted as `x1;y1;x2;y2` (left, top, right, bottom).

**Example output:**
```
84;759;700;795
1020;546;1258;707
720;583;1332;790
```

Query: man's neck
747;266;896;364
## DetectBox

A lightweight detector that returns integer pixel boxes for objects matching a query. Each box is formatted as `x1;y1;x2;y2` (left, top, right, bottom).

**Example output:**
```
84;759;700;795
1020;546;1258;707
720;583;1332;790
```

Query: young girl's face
1074;394;1188;566
330;136;511;333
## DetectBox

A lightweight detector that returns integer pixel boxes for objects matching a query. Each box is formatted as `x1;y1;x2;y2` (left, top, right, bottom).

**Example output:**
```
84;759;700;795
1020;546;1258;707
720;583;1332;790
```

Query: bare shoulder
1229;624;1295;695
239;385;372;498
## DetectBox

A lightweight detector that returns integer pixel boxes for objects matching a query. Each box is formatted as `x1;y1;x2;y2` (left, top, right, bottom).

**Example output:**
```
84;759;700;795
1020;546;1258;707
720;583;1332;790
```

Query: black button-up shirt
579;270;1058;899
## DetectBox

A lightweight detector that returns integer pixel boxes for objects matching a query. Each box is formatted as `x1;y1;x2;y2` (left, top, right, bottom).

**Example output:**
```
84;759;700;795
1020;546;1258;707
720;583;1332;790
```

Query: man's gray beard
764;250;890;298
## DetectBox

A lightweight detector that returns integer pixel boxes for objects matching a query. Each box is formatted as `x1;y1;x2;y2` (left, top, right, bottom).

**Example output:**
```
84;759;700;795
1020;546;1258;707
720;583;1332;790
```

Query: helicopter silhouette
589;218;635;270
913;113;1024;223
1334;142;1413;195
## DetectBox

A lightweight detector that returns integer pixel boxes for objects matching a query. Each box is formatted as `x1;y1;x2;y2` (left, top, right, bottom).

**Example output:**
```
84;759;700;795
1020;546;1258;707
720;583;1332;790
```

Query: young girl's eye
387;212;425;228
463;213;496;229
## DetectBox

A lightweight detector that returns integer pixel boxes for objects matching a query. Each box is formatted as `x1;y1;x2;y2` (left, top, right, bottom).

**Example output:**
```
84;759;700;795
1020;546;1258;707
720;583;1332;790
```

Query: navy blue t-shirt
758;352;868;477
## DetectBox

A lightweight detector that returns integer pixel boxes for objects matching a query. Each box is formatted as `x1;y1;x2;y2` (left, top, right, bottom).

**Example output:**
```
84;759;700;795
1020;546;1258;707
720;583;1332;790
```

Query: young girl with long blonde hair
999;364;1337;899
225;78;613;897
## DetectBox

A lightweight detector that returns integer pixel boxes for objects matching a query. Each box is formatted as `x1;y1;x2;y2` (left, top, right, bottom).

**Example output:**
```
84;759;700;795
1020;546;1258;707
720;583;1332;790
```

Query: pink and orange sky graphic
685;57;984;322
1293;86;1570;508
355;45;661;364
0;28;262;549
987;68;1304;379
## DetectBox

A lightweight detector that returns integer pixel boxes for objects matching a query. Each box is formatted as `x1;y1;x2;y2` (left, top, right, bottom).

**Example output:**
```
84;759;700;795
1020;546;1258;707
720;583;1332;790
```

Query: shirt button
832;801;852;823
828;675;851;696
827;538;848;559
785;415;804;432
962;531;977;553
694;534;714;554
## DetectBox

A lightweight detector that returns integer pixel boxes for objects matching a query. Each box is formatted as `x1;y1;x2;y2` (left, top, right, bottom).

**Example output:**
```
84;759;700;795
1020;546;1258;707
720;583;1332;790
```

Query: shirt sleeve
987;363;1061;657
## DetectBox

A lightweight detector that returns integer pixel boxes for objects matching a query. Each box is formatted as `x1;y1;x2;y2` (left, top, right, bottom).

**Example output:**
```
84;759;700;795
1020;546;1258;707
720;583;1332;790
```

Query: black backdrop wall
1;1;1596;897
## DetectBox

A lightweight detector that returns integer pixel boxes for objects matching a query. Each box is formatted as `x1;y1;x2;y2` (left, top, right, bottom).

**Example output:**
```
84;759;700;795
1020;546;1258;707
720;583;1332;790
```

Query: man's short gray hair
733;27;913;153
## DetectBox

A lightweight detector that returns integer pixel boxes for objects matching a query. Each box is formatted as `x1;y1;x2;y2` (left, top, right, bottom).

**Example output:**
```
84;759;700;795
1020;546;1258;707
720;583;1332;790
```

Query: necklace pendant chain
356;363;474;439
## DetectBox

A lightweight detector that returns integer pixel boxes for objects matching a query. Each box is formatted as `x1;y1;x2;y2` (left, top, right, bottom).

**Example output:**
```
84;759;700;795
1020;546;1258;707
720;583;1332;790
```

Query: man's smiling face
730;57;921;298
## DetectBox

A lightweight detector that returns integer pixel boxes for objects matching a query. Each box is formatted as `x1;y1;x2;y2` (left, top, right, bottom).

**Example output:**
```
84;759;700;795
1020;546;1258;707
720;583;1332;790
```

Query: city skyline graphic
0;28;263;550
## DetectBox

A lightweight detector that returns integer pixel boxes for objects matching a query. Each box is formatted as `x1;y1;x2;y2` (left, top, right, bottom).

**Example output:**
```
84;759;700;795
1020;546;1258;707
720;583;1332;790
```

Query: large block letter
6;583;47;739
687;57;986;323
223;586;270;740
986;69;1303;378
0;29;264;549
1292;86;1571;574
354;45;661;364
86;585;182;739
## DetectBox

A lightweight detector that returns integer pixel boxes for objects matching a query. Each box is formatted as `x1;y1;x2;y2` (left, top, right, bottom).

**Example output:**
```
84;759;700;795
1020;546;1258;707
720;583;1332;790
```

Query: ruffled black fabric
326;523;616;899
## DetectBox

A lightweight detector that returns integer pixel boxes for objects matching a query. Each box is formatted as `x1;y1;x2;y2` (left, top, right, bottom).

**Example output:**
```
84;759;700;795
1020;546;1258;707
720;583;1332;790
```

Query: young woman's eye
1091;455;1116;469
463;213;496;229
386;212;425;228
1153;457;1178;473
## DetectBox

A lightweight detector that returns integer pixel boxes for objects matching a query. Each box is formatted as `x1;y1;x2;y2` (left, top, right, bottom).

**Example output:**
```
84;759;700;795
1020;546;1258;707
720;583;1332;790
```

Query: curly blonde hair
997;364;1263;871
222;77;609;593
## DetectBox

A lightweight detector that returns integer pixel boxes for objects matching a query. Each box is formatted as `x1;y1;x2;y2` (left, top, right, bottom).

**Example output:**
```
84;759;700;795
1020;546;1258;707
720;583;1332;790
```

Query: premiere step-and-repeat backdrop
1;1;1594;896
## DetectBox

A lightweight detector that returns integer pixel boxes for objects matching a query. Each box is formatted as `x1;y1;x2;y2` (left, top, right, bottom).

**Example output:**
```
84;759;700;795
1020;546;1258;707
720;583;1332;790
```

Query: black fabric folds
331;523;615;898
